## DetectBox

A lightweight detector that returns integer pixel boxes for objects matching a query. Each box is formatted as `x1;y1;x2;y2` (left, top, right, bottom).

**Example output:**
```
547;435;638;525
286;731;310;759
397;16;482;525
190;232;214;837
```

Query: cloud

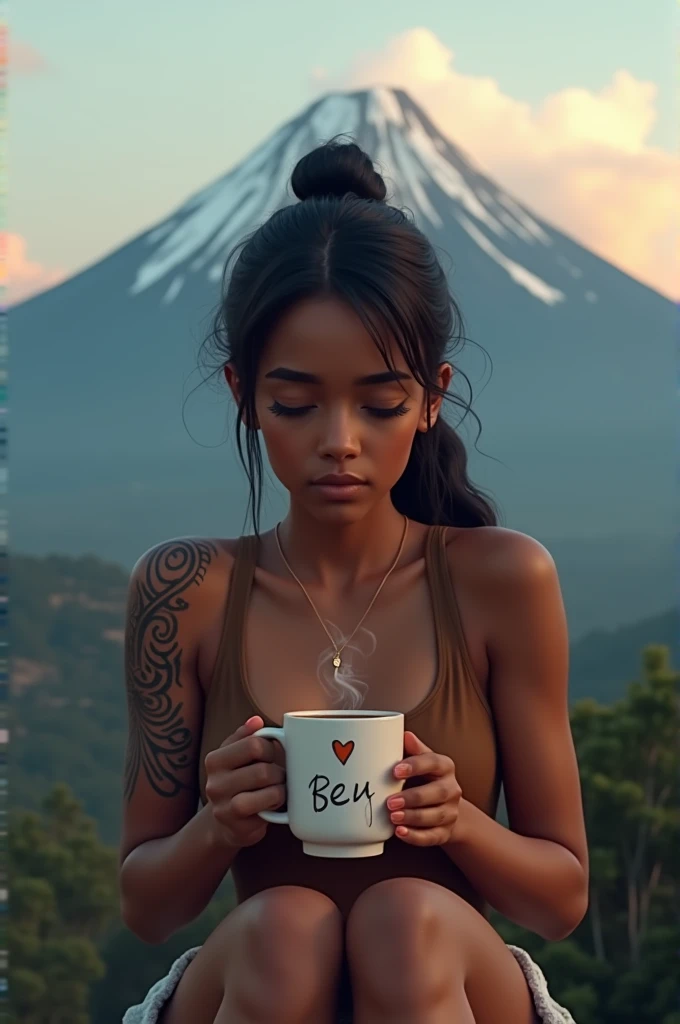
11;40;52;75
1;234;67;305
320;28;679;298
310;66;330;87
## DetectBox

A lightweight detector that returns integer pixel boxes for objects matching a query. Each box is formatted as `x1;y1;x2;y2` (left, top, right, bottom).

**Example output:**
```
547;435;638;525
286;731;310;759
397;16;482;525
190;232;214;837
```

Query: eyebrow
264;367;412;385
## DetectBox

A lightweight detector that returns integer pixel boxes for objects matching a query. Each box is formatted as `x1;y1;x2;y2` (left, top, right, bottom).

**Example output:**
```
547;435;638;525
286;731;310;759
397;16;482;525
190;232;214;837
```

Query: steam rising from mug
317;623;375;710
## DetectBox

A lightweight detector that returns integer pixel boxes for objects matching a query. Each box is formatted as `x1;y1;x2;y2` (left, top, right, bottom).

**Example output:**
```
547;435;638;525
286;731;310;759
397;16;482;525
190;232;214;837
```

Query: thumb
403;730;431;755
220;715;264;747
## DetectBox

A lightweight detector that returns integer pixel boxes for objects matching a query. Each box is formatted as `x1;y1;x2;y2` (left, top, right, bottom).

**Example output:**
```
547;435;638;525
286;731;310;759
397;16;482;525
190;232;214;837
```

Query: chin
303;500;374;526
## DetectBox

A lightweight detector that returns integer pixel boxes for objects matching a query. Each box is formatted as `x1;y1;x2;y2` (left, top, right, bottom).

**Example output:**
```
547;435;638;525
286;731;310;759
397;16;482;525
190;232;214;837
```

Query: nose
317;407;360;462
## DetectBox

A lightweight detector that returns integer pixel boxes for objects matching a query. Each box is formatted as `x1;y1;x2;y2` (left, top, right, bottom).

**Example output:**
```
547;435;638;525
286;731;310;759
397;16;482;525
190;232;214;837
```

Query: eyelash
267;401;410;419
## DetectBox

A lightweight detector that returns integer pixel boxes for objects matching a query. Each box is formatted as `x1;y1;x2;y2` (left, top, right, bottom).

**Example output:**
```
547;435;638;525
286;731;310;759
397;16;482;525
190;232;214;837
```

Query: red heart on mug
332;740;355;765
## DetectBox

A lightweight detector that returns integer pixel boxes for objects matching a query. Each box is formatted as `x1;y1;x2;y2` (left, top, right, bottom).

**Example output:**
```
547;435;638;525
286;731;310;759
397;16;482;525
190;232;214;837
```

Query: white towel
508;946;576;1023
122;947;200;1024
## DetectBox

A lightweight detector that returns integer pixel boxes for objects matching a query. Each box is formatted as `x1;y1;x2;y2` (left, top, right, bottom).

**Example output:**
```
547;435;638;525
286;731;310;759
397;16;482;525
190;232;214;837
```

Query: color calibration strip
0;5;8;1014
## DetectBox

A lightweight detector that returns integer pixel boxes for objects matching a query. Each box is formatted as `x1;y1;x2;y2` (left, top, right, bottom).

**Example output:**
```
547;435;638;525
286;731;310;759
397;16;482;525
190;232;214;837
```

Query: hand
203;716;286;850
386;731;462;847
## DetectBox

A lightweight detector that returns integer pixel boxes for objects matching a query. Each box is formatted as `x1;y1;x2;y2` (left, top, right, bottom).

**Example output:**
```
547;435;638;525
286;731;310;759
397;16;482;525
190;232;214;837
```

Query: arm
444;530;588;941
118;537;237;944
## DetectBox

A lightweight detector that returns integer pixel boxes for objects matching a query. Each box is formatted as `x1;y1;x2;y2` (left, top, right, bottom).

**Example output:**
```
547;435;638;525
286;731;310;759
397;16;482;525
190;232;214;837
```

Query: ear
224;363;259;430
417;363;453;433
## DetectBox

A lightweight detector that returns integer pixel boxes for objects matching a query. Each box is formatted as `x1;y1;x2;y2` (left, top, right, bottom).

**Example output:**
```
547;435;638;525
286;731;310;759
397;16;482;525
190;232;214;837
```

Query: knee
348;878;447;954
242;885;343;973
227;887;343;1021
347;879;455;1008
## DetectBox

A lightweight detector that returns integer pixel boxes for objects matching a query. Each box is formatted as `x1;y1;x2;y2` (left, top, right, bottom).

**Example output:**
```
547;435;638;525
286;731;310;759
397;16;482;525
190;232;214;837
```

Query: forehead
261;296;407;376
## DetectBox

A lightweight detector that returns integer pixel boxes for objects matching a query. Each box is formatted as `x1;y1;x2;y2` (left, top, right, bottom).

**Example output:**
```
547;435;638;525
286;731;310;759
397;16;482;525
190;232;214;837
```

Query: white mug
253;709;405;858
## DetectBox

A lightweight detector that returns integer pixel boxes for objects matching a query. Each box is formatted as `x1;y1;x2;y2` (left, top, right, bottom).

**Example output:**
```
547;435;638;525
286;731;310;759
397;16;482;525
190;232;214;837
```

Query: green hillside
569;607;678;703
10;552;678;844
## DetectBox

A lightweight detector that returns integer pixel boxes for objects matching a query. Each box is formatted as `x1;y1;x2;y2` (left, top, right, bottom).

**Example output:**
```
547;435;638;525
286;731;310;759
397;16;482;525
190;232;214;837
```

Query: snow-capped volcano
10;88;676;636
130;88;564;308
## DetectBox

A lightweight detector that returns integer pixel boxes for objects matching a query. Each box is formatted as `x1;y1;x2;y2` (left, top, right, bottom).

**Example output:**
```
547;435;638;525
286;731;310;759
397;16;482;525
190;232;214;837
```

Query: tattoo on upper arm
124;539;218;801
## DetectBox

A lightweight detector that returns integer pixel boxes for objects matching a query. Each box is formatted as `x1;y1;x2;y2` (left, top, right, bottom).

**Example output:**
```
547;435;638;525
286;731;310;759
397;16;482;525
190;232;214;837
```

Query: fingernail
394;763;411;777
391;811;405;823
396;826;408;836
387;796;405;810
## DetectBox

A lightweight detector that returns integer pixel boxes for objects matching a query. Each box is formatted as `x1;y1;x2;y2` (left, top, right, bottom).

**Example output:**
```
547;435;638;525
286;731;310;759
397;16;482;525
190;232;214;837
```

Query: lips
312;474;367;486
310;474;368;501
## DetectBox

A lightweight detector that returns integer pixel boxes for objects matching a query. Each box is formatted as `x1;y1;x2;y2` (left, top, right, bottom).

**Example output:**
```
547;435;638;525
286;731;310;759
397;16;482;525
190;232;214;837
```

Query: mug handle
252;726;289;824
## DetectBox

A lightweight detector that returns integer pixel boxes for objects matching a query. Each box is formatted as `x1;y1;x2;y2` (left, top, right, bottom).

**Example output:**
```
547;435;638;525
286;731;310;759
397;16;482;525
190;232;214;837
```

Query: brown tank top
199;525;501;917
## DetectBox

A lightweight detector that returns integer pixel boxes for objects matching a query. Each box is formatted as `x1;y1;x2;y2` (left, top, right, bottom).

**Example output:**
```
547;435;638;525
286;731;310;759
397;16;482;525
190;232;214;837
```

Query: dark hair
203;138;497;532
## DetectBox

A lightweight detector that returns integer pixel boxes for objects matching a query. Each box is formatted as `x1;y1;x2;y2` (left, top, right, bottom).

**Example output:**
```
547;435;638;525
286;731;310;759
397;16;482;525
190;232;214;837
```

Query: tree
8;784;119;1024
496;644;680;1023
572;645;680;970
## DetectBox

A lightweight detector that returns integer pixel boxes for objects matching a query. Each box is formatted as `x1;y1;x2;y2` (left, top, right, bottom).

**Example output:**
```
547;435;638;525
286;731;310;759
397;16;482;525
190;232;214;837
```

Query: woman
120;140;588;1023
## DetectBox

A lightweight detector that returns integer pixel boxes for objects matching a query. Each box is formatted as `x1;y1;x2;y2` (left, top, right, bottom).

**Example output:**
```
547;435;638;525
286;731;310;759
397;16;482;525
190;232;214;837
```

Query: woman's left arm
391;531;589;941
445;531;588;940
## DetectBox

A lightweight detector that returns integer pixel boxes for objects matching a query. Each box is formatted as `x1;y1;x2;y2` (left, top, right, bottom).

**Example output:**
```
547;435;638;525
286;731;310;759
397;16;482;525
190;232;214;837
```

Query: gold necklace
274;515;409;670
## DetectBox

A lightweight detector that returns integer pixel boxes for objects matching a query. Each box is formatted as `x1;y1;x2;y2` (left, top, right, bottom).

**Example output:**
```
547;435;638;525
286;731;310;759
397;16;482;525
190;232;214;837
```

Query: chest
243;561;440;725
197;539;499;816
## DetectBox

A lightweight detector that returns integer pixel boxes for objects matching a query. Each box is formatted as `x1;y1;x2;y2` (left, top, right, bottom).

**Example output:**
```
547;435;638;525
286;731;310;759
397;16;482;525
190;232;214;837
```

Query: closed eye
367;404;410;418
268;401;315;417
267;401;410;419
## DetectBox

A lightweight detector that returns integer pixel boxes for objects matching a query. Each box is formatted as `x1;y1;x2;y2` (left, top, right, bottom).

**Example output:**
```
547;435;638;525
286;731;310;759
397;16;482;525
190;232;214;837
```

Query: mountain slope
10;87;675;635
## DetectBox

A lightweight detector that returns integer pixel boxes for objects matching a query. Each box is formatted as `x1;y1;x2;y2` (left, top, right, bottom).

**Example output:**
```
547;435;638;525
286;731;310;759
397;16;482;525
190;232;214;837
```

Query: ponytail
391;418;497;528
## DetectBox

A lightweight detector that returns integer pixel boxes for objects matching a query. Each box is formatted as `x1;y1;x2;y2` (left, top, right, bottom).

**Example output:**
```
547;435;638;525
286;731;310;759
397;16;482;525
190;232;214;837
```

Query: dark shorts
333;950;352;1015
336;952;354;1021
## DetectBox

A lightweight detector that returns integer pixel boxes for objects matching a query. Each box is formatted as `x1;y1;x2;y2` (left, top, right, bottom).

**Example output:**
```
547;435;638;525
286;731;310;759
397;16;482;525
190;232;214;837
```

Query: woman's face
227;296;450;524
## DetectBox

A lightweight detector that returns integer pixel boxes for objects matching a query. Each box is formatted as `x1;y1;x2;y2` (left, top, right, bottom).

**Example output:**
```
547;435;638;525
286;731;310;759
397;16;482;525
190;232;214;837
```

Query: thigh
456;909;539;1023
159;908;241;1024
421;882;539;1024
160;885;343;1024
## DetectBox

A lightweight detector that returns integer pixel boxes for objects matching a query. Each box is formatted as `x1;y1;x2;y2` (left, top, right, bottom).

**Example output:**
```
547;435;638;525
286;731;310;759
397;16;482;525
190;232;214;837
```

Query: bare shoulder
128;536;241;648
131;535;239;575
444;526;566;665
444;525;558;596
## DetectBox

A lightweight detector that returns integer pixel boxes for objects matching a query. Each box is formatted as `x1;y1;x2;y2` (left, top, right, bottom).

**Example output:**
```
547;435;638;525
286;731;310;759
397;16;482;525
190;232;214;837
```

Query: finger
389;777;460;810
219;716;265;748
389;804;458;829
229;784;286;819
208;734;278;773
402;731;432;756
394;752;453;780
222;761;286;798
394;825;451;847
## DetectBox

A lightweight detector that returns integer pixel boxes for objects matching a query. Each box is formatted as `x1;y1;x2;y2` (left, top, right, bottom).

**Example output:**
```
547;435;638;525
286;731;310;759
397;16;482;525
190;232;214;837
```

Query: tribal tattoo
123;538;218;801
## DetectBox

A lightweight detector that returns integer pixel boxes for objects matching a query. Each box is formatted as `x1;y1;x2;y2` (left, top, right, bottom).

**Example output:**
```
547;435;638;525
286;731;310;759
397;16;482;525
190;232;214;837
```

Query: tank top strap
425;525;491;715
211;534;259;685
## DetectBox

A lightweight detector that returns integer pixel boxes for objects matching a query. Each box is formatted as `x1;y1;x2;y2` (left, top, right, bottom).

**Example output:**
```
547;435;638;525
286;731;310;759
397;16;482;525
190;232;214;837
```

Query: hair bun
291;139;387;203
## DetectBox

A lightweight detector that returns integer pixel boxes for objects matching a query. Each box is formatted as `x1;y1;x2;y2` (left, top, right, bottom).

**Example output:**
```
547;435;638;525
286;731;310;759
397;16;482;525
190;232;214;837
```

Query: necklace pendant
332;654;341;669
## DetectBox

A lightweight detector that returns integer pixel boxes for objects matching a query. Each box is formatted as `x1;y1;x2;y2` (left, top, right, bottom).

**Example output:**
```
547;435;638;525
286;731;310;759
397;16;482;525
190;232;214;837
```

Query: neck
277;498;408;588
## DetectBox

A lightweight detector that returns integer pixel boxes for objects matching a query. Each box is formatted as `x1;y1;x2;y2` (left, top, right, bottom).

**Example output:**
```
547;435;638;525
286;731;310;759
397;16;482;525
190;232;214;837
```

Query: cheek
259;421;306;480
373;418;419;476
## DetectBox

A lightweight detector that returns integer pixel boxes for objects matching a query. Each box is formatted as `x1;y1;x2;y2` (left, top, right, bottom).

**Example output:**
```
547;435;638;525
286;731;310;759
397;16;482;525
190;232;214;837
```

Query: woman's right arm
118;538;285;944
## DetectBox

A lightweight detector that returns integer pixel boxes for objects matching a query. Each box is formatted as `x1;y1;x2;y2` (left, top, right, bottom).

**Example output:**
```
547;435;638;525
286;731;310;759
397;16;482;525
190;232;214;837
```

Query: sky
8;0;678;303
